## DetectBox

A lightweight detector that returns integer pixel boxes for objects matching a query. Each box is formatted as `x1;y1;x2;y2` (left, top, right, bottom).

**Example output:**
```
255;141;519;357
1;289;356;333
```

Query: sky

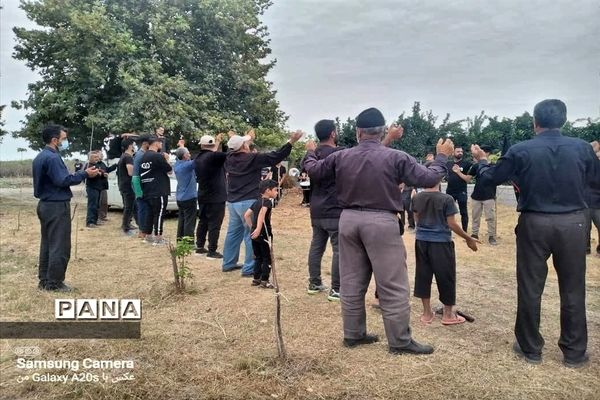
1;0;599;160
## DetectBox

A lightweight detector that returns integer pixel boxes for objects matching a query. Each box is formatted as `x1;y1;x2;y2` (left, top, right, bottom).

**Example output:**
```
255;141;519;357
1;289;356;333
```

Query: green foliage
174;236;194;281
327;102;599;160
12;0;286;153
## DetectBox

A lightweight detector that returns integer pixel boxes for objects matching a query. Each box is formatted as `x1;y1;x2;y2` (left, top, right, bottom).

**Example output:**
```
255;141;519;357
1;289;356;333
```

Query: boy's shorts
413;239;456;305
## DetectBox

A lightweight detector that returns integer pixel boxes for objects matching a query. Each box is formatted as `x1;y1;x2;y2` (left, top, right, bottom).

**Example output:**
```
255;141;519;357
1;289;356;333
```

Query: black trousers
144;196;168;236
120;191;138;231
252;236;272;281
400;191;415;229
37;201;71;286
448;191;469;231
413;240;456;305
86;187;101;225
515;211;587;361
196;201;226;252
177;198;197;240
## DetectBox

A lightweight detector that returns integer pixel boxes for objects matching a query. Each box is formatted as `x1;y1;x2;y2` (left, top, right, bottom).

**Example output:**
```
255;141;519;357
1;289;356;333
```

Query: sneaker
153;238;167;246
86;223;98;228
489;237;498;246
343;334;379;348
307;282;328;294
222;264;243;272
241;271;254;277
45;282;75;292
260;281;275;289
195;247;208;255
144;236;155;244
563;353;589;369
471;234;479;240
389;339;434;355
123;230;136;237
251;279;261;286
206;251;223;260
512;342;542;365
37;280;47;290
327;289;341;301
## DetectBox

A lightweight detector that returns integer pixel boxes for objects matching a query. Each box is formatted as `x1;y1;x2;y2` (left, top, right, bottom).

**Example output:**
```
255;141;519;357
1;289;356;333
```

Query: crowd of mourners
32;99;600;368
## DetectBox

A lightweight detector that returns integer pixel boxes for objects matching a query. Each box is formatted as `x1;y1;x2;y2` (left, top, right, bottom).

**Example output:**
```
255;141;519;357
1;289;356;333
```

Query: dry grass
0;185;599;400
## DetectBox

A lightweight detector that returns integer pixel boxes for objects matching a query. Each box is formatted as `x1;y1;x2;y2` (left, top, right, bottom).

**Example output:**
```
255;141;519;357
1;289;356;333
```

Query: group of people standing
32;99;599;369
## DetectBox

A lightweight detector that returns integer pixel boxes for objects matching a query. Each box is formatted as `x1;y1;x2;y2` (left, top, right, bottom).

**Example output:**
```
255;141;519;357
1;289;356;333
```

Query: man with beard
445;146;472;232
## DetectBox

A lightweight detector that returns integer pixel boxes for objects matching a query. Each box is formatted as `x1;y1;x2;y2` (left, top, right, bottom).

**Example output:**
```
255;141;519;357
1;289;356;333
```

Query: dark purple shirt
303;139;448;212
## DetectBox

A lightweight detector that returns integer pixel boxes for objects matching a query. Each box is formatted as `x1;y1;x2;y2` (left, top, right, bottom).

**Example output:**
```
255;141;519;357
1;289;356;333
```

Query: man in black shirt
302;119;344;301
445;146;472;231
472;99;600;368
194;134;227;258
117;139;138;234
222;129;303;275
140;137;173;245
452;145;498;245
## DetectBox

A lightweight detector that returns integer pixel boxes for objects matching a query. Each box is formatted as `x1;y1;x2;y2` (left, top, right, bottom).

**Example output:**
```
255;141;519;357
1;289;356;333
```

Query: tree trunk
269;239;286;359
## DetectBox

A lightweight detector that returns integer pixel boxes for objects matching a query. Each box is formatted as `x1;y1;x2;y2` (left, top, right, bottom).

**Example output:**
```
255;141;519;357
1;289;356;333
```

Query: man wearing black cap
471;99;600;368
304;107;454;355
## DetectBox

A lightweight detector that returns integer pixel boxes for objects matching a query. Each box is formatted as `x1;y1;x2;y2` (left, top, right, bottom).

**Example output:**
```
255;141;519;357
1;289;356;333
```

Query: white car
105;159;180;211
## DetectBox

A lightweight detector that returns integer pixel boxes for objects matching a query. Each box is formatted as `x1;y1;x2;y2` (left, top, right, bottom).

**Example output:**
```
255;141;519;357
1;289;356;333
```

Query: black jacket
303;144;344;219
195;150;227;203
225;142;292;202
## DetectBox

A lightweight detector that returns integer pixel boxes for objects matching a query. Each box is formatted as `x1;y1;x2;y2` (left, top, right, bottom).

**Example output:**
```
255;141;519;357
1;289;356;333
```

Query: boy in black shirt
140;137;173;245
244;180;279;289
412;179;479;326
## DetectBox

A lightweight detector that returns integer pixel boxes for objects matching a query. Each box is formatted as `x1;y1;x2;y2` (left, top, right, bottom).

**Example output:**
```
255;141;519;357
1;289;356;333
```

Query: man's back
496;130;597;213
195;150;226;203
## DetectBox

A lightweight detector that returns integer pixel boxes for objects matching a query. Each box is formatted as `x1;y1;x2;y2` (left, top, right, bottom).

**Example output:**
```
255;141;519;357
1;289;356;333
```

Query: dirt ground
0;185;599;400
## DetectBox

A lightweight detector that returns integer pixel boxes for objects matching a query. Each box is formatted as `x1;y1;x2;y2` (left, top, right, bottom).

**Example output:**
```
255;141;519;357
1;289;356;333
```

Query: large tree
12;0;286;152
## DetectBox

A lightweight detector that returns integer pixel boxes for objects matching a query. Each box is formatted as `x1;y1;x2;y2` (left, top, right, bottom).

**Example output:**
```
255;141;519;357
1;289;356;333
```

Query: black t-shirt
140;150;173;198
250;197;273;238
468;163;496;201
446;159;472;194
117;153;134;193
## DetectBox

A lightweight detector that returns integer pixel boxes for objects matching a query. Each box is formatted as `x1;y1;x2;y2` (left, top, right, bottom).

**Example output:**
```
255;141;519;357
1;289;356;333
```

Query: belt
348;207;397;214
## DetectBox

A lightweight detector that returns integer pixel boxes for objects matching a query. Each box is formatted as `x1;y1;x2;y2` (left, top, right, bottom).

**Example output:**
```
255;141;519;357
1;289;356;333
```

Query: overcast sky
1;0;599;160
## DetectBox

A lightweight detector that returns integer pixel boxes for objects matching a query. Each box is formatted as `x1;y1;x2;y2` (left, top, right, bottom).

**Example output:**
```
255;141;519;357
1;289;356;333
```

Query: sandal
441;314;466;325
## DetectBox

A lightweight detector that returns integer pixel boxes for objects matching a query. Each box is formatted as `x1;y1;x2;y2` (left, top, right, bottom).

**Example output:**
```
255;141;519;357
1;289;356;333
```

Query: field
0;184;599;400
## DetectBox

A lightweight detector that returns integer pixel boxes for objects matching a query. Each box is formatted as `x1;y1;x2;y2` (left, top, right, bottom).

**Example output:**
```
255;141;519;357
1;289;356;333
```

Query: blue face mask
59;139;70;151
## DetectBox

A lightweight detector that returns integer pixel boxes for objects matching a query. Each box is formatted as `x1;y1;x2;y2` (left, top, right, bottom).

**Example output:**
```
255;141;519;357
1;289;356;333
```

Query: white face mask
133;144;139;153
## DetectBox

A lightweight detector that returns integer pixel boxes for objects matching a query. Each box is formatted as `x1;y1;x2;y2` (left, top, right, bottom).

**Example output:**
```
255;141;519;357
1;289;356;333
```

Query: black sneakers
563;353;589;369
44;282;75;292
489;237;498;246
389;339;434;355
195;247;208;255
512;342;542;364
206;251;223;260
343;334;379;348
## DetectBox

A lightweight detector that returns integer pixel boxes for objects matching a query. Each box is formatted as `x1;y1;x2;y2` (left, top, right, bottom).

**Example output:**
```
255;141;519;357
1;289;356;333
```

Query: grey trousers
308;217;340;291
339;209;412;347
37;201;71;285
471;199;496;238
